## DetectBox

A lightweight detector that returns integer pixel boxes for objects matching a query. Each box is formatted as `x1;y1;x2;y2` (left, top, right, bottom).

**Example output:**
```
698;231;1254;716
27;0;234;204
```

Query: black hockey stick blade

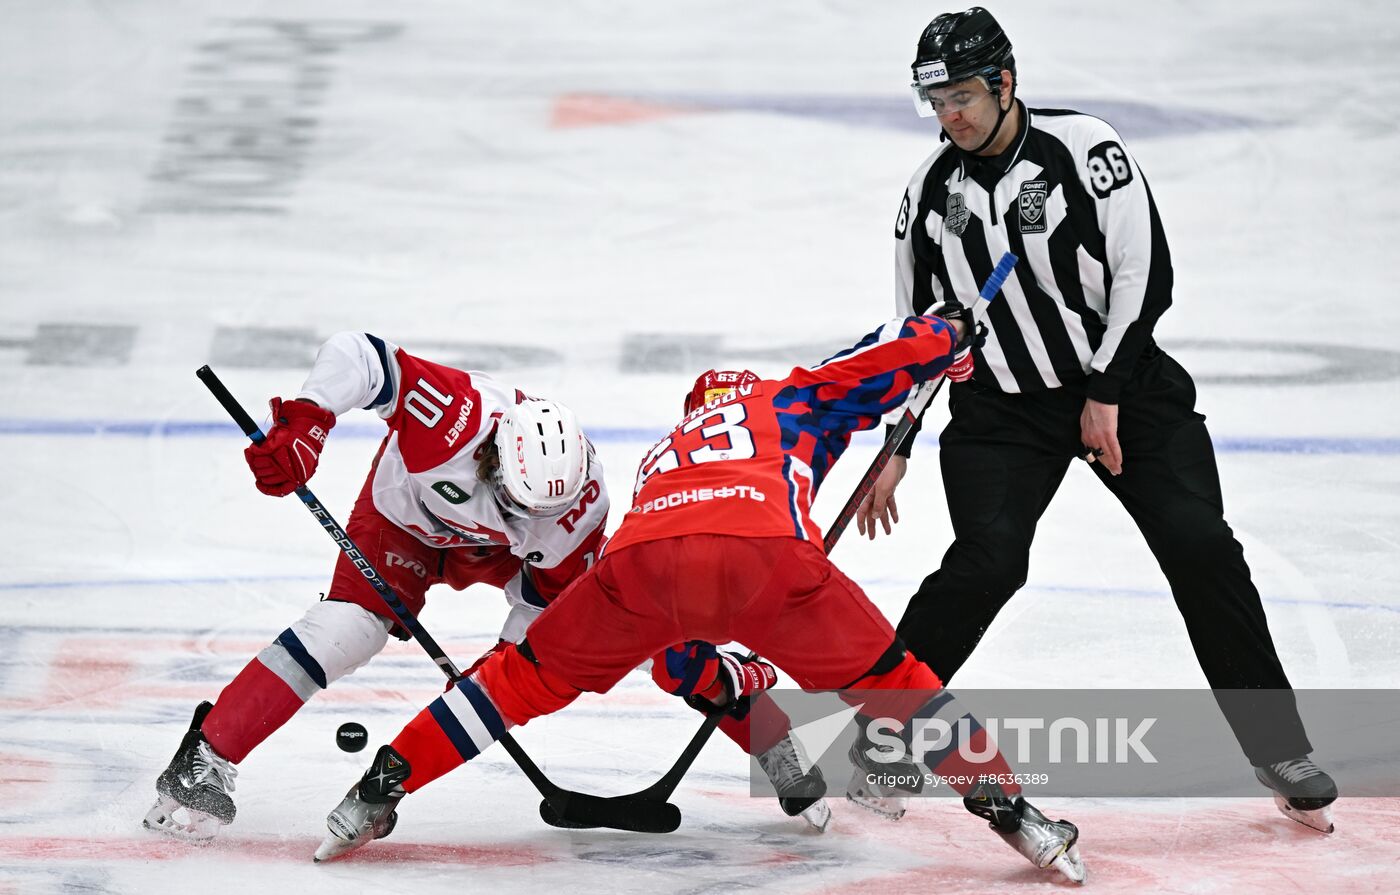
538;708;725;831
539;792;681;834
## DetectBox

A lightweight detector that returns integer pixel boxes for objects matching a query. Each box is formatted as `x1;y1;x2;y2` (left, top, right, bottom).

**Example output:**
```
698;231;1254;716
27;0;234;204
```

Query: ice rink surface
3;1;1399;891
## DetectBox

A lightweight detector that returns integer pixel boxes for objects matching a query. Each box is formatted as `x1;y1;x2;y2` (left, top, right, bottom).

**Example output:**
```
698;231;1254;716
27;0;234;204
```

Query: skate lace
758;739;806;790
193;740;238;793
1271;757;1322;784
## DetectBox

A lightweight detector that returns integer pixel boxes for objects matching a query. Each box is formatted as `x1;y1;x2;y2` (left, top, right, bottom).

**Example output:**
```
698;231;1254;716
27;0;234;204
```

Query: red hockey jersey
606;315;957;554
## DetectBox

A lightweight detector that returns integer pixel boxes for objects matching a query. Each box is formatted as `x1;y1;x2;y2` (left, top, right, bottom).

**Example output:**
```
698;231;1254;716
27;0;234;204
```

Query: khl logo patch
1018;180;1048;234
944;192;969;237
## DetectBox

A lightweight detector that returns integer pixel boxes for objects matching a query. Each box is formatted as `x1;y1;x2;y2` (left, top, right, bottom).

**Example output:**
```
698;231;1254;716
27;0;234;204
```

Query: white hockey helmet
492;399;589;518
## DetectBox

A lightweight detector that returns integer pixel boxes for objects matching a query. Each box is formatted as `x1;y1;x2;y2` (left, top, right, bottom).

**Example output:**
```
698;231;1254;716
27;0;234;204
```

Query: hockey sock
908;691;1020;798
716;695;792;756
391;675;508;793
202;655;307;764
390;645;581;794
203;605;388;764
844;653;1019;797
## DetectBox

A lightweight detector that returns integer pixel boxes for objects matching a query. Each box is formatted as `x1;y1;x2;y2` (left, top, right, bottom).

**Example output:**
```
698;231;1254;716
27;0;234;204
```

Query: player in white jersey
143;332;609;841
144;332;828;841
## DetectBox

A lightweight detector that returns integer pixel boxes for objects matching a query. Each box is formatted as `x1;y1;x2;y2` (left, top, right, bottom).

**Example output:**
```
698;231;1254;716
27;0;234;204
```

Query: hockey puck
335;721;368;753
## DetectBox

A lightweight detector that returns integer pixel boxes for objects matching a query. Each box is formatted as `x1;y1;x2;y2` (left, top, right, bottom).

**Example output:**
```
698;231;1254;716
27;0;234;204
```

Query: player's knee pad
476;643;580;726
845;639;941;690
256;599;390;700
843;646;942;723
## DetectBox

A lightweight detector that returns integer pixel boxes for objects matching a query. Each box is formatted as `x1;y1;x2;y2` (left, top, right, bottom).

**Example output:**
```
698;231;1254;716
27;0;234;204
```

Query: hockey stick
823;251;1018;551
195;366;679;835
537;667;737;830
540;253;1019;830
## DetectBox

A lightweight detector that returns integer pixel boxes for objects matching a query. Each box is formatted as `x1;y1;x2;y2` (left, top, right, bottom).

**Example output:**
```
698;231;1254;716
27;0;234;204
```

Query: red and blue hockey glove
652;641;777;716
244;397;336;496
716;651;779;703
946;349;975;382
945;318;985;383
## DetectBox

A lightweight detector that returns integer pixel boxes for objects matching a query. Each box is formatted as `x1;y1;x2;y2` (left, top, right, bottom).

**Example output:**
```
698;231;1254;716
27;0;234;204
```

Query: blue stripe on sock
917;714;985;769
428;696;482;762
459;678;507;743
274;628;327;689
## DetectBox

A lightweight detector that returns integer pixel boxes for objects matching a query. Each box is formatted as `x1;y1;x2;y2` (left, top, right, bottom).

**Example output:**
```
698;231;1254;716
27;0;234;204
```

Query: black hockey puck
336;721;368;753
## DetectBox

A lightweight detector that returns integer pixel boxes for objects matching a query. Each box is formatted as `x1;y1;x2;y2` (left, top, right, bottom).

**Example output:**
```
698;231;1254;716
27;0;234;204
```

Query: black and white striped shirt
895;101;1173;403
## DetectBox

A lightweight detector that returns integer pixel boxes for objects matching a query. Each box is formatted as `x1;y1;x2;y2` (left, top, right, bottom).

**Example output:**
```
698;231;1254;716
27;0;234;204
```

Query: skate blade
142;795;223;843
1272;793;1335;834
313;832;360;863
1050;843;1087;885
844;791;906;821
800;799;831;833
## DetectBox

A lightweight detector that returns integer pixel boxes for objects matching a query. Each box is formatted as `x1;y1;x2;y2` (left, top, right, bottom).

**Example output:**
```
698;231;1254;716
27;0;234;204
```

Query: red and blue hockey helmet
683;369;761;414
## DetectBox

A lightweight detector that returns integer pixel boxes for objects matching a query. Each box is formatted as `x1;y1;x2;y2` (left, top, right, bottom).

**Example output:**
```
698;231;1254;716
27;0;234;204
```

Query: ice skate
143;701;238;842
756;733;830;832
843;718;919;821
1255;756;1337;833
314;744;410;863
964;785;1086;884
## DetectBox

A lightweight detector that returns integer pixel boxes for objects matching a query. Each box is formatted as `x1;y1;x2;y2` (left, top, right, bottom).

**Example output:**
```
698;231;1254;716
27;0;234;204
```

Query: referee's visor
910;74;997;119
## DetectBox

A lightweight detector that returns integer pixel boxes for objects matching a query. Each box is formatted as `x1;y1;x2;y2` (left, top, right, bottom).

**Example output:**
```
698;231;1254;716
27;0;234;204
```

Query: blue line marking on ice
3;417;1398;455
858;577;1400;615
1;573;325;591
5;572;1397;615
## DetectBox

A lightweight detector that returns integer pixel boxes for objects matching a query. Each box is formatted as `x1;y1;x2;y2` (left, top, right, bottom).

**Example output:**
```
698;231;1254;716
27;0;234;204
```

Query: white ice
2;1;1398;892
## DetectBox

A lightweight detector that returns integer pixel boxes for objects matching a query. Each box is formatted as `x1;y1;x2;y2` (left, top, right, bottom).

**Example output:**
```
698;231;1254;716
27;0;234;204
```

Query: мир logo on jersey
944;193;969;236
1018;180;1048;234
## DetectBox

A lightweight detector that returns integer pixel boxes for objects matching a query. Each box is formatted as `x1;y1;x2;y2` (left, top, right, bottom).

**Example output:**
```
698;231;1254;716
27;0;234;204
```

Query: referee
854;7;1337;831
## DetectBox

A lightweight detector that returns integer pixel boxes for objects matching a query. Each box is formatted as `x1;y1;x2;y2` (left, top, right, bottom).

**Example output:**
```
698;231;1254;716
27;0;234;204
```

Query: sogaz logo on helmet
916;61;949;83
432;481;470;504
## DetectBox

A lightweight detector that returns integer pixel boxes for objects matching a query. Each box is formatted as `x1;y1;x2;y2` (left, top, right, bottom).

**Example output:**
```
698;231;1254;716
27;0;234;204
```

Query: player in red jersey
144;332;824;843
314;317;1086;883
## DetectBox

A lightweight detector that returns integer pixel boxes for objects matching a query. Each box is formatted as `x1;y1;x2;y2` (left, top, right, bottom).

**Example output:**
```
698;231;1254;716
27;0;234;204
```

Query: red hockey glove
653;643;778;717
244;397;336;496
946;349;975;383
716;651;778;703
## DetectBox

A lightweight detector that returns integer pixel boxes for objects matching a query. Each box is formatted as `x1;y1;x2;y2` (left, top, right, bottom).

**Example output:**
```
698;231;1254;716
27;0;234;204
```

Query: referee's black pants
895;345;1313;766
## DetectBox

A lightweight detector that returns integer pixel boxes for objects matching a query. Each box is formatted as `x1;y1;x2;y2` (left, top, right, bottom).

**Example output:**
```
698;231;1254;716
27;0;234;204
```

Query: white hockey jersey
297;332;609;641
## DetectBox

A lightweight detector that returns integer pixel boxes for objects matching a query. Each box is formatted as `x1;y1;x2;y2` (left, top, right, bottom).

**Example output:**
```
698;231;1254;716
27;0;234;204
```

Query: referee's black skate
964;784;1086;884
143;701;238;842
1254;756;1337;833
314;744;409;862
